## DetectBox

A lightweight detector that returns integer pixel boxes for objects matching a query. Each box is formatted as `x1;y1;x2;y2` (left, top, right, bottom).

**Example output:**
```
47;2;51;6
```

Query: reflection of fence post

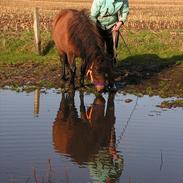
33;7;41;55
34;89;40;116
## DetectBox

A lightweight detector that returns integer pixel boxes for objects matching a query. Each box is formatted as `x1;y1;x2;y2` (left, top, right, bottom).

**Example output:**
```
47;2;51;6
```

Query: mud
0;56;183;101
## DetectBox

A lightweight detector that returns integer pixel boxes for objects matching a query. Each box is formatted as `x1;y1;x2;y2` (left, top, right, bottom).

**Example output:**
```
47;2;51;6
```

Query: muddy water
0;89;183;183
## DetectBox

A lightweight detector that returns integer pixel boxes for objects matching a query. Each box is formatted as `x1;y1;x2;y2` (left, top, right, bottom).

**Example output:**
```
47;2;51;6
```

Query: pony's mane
68;9;105;68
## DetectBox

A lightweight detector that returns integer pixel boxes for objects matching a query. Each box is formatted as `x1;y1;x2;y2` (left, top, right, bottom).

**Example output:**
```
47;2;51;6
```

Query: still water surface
0;89;183;183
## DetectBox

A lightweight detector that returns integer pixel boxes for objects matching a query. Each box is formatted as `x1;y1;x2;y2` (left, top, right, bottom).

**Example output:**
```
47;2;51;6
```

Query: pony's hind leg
67;53;76;90
60;54;69;81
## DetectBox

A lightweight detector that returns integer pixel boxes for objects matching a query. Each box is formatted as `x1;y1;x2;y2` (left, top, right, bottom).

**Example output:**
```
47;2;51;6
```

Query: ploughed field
0;0;183;32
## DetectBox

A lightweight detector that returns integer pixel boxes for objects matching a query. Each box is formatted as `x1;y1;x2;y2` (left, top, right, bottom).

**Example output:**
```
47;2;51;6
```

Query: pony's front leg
108;78;115;88
107;70;116;90
69;65;76;89
79;91;86;121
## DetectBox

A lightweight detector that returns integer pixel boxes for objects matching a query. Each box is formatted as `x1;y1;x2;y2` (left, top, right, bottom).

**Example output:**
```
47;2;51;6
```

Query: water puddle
0;89;183;183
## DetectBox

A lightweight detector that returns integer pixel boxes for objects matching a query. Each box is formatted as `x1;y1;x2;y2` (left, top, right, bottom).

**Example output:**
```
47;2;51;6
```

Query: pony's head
87;56;114;92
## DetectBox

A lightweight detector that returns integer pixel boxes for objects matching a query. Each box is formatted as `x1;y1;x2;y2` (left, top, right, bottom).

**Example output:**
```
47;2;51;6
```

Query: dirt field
0;0;183;32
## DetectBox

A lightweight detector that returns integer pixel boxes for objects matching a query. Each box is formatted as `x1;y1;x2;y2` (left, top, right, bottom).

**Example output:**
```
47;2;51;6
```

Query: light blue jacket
90;0;129;30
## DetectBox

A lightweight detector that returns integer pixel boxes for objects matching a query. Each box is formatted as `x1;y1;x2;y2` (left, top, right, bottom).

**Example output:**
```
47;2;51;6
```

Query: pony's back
52;9;104;60
52;9;78;55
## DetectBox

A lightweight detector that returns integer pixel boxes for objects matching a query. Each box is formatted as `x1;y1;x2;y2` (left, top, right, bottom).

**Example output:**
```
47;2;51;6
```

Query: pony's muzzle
95;83;105;92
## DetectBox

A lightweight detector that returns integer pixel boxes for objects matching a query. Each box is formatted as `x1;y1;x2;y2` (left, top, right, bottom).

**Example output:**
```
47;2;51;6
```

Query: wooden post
2;26;7;48
2;37;6;48
33;7;41;55
34;89;40;116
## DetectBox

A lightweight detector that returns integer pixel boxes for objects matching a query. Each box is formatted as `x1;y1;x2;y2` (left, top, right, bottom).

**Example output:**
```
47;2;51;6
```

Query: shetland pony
52;9;114;92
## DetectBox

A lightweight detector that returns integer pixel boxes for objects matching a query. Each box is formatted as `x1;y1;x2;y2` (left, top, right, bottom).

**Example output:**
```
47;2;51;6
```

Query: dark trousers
97;26;119;62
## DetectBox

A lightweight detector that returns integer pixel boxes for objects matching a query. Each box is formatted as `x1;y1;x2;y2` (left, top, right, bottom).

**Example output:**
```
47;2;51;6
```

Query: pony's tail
42;11;63;56
42;40;55;56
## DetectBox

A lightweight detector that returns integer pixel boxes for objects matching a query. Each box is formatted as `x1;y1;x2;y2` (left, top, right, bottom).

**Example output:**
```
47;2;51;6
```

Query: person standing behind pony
90;0;129;66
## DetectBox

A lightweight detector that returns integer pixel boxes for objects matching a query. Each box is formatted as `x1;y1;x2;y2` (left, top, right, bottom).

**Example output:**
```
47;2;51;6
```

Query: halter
86;62;105;87
86;63;94;83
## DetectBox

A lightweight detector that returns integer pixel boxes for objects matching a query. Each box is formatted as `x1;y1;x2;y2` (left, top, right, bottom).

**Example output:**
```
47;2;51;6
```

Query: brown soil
121;64;183;98
0;62;62;88
0;61;183;98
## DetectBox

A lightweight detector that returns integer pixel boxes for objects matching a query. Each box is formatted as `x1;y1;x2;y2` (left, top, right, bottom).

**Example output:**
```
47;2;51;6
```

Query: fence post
2;26;7;48
33;7;41;55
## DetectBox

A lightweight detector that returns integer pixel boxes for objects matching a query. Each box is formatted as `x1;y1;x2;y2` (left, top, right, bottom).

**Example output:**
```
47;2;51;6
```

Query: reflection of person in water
88;93;124;183
52;91;124;182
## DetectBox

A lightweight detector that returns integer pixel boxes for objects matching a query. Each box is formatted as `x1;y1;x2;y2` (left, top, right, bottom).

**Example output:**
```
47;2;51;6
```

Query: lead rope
119;30;132;56
116;96;138;148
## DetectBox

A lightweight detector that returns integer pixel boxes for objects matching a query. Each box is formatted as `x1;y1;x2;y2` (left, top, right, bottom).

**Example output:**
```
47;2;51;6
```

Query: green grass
159;100;183;108
0;29;183;65
0;31;58;64
117;30;183;63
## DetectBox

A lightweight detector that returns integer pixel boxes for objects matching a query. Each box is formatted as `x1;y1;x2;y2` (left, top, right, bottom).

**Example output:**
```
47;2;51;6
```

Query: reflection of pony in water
52;9;114;92
52;92;124;182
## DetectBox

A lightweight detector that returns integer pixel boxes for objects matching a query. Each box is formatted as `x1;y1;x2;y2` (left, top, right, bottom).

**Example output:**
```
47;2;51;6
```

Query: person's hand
112;21;123;31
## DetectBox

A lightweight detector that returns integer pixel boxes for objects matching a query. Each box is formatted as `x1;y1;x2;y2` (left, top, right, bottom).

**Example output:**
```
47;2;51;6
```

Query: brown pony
52;9;114;92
